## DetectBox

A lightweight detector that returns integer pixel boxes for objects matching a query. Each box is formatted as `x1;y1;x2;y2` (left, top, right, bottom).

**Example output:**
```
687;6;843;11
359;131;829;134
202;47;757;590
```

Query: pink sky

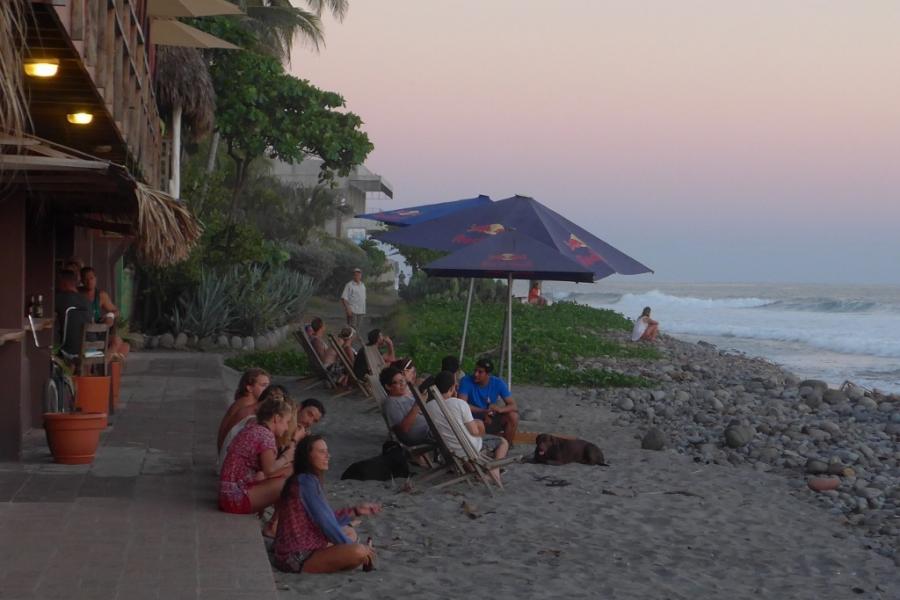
290;1;900;283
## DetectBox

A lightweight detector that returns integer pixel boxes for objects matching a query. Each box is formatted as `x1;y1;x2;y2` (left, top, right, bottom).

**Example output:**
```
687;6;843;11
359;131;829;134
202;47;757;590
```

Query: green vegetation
226;346;311;377
390;299;658;388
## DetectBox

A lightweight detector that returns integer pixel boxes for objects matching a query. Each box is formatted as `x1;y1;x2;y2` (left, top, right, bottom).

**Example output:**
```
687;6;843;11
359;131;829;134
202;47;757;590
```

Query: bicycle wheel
44;377;61;413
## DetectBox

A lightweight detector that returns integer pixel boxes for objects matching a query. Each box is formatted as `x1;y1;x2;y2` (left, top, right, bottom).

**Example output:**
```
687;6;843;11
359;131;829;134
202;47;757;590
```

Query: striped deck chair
363;344;387;377
327;333;371;399
367;374;438;470
426;385;521;494
292;327;351;398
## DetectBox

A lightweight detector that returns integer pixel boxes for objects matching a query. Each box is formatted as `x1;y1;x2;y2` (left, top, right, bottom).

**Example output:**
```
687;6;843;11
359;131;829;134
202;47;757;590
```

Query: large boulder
173;332;188;350
230;336;243;350
242;336;255;352
822;389;847;405
798;379;828;393
255;335;271;351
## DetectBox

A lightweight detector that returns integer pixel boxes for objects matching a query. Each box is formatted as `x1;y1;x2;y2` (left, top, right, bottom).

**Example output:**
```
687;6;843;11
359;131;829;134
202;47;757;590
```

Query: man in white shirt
425;371;508;483
340;267;367;332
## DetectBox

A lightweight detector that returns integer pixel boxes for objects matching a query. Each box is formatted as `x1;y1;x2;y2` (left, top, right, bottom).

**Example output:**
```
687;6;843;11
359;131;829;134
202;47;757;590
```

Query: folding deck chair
327;333;371;399
426;385;521;494
363;344;387;377
292;327;351;398
367;374;438;470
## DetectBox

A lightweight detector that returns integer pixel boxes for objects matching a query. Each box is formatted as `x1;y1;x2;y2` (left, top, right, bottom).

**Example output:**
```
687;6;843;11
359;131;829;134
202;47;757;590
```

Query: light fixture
66;112;93;125
24;58;59;78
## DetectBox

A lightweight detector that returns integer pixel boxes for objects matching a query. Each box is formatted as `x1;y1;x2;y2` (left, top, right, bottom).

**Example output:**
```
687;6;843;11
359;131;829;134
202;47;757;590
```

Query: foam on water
550;282;900;392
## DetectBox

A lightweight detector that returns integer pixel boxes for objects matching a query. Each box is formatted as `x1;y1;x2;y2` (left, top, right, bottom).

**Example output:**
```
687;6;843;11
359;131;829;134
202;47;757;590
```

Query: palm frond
0;0;29;155
155;47;216;140
243;5;323;58
307;0;348;21
134;183;204;267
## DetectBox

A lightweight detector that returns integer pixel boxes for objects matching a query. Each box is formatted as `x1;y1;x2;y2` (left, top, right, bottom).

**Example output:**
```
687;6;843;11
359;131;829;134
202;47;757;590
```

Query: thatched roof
155;46;216;140
0;0;29;150
134;182;204;266
1;134;203;267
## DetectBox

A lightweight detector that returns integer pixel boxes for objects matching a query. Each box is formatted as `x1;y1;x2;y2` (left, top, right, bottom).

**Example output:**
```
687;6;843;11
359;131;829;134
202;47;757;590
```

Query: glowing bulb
24;59;59;77
66;112;93;125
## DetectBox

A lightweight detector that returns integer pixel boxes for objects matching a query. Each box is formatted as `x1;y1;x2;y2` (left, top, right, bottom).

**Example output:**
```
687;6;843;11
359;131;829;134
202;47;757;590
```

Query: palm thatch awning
0;133;202;267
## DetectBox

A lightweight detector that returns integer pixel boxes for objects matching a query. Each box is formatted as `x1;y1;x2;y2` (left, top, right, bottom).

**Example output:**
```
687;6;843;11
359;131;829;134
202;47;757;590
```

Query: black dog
533;433;608;466
340;441;411;481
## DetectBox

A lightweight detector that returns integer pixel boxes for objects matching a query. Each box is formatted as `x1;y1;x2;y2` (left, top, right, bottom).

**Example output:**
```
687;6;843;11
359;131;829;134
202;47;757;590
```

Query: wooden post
0;194;27;459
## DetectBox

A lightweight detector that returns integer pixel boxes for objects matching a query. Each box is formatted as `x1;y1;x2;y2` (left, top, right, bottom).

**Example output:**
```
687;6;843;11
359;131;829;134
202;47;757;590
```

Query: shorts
274;550;316;573
484;417;506;435
219;491;251;514
480;434;504;458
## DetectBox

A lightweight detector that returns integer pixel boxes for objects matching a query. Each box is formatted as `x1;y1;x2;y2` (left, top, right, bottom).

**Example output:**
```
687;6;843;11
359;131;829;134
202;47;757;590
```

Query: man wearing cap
457;358;519;446
340;267;366;332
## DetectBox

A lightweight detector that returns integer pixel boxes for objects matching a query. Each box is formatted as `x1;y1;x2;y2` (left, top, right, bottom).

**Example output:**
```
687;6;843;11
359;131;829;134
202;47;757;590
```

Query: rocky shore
578;333;900;565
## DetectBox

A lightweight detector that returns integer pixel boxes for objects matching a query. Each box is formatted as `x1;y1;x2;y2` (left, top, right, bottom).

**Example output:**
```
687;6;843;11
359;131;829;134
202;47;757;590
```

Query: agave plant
171;271;235;338
226;265;314;336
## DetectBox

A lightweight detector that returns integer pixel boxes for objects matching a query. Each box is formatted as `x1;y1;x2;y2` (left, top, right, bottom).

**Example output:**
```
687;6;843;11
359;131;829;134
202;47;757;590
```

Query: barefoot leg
302;543;371;574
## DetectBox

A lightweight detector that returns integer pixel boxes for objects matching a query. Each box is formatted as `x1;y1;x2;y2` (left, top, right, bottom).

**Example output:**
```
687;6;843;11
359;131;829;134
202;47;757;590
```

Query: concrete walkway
0;352;277;600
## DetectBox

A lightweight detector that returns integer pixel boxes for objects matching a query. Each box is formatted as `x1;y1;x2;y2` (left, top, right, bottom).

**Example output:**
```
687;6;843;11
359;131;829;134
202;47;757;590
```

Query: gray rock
859;397;878;410
675;390;691;403
159;333;175;349
641;428;666;451
859;487;883;500
822;389;847;405
616;397;635;411
650;390;667;402
885;423;900;437
173;332;188;349
801;392;822;410
805;459;829;474
724;424;755;448
149;335;160;349
242;336;255;352
217;334;229;348
255;335;270;351
798;379;828;393
845;384;865;401
127;333;146;350
820;421;842;437
827;462;847;475
230;336;243;350
199;336;217;351
711;397;725;412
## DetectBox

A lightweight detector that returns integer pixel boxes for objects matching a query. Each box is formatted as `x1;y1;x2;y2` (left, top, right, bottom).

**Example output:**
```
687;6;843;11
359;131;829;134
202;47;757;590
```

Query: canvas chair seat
367;374;437;469
293;326;351;398
328;333;371;399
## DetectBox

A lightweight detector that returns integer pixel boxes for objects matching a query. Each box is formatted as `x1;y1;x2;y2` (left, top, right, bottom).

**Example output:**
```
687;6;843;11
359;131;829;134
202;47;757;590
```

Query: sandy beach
260;334;900;599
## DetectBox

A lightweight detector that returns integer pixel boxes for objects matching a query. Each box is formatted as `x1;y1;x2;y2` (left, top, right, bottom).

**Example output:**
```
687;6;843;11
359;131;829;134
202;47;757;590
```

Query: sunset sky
290;1;900;284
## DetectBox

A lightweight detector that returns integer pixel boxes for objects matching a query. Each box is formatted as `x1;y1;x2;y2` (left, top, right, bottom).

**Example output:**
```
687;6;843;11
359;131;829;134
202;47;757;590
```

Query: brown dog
534;433;608;466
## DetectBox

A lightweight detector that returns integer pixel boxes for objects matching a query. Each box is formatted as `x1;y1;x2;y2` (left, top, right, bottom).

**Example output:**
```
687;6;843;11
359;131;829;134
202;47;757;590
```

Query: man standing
340;267;366;332
457;358;519;446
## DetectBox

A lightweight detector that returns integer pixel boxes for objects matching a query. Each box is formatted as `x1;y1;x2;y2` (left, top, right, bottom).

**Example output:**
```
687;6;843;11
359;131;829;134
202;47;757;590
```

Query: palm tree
155;47;216;200
230;0;348;61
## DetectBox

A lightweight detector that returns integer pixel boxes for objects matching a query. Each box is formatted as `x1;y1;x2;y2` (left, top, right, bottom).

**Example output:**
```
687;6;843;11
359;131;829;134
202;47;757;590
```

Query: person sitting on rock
631;306;659;342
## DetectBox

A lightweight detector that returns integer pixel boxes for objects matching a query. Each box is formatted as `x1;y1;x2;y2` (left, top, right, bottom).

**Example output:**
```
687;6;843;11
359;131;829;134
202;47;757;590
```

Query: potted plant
44;354;107;464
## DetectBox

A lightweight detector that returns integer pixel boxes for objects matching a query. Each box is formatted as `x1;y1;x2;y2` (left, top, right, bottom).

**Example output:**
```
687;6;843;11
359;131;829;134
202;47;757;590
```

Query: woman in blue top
274;435;381;573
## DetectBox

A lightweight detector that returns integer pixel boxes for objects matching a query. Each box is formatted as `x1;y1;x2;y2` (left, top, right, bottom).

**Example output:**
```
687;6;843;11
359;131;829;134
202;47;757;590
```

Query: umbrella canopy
147;0;242;17
357;194;492;227
423;229;594;283
150;19;240;49
378;194;653;279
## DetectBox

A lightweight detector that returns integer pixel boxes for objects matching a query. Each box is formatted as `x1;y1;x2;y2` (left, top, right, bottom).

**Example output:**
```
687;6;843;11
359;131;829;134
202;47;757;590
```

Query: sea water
543;281;900;393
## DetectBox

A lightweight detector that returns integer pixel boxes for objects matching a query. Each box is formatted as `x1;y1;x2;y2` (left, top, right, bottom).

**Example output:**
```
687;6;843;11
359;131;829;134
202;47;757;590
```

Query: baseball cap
352;267;362;273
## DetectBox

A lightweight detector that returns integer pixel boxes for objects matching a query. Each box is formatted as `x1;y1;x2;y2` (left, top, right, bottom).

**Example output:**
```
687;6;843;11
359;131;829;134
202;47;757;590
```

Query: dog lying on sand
341;441;410;481
533;433;608;466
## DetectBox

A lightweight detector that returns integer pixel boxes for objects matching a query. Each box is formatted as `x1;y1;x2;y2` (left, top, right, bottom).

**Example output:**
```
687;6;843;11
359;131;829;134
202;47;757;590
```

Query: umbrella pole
459;278;475;364
506;273;513;390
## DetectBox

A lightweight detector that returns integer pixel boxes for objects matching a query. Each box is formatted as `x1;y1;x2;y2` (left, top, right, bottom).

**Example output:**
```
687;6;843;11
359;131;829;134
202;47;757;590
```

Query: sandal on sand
363;537;375;572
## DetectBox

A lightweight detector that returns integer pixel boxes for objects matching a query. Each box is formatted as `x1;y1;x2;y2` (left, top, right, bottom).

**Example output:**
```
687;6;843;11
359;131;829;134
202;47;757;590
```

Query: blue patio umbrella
356;194;492;227
385;195;653;387
377;194;653;279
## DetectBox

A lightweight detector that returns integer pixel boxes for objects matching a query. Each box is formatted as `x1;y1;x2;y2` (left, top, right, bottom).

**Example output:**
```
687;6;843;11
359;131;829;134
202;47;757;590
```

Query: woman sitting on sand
631;306;660;342
273;435;380;573
217;368;270;453
219;391;296;527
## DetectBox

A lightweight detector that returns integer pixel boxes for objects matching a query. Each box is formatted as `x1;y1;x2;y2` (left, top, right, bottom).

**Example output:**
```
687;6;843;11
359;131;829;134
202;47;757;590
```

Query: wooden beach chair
327;333;371;399
367;374;438;469
363;344;387;377
292;327;351;398
427;385;521;494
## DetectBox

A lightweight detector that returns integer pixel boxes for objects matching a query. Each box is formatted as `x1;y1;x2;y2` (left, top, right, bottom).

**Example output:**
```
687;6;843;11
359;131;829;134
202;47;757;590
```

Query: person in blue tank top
457;358;519;446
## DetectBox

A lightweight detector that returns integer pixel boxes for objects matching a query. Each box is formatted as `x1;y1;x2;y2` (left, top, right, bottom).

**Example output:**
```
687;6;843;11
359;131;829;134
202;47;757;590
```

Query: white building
269;159;393;243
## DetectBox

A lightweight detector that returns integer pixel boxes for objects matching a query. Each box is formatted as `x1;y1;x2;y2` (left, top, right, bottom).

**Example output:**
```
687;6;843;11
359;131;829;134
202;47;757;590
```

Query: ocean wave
614;290;772;310
761;298;881;313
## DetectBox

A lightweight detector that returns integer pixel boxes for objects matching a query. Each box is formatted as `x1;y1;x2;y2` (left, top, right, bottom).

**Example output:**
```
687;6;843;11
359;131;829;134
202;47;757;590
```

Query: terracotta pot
109;361;122;409
73;375;111;415
44;412;108;464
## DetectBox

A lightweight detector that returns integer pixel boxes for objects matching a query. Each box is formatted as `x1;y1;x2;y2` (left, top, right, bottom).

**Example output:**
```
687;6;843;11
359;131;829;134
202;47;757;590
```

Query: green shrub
399;271;508;303
226;349;311;376
390;299;658;388
171;271;234;338
285;242;337;289
226;265;315;336
316;237;371;297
